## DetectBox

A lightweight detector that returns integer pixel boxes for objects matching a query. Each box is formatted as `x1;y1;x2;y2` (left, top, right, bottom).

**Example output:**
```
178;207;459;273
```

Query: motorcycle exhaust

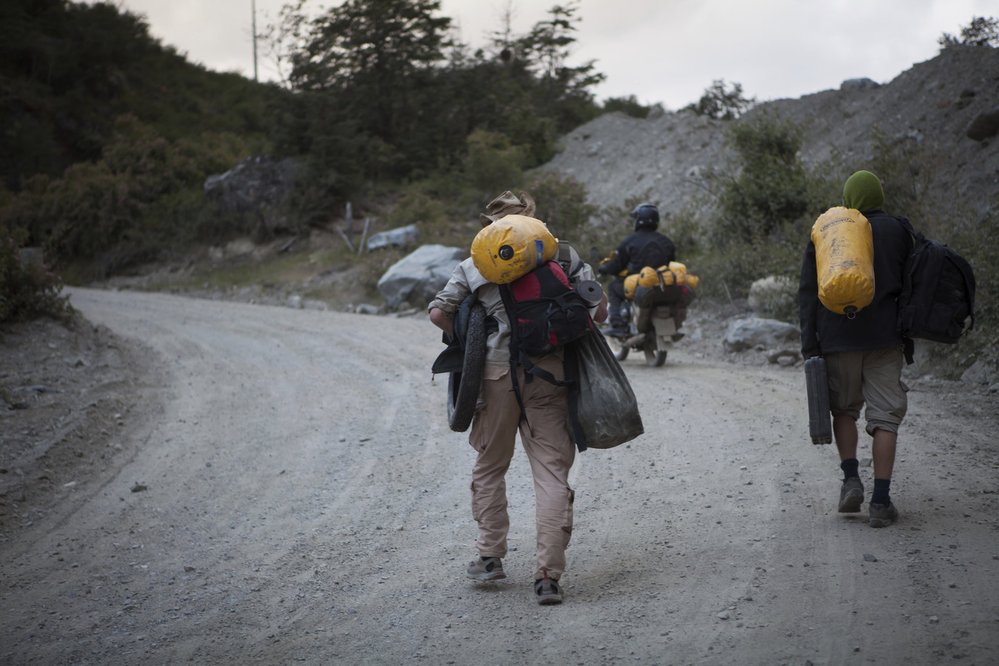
622;333;647;347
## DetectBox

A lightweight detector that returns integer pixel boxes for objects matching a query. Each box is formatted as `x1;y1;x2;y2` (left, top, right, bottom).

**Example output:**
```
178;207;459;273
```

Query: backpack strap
896;217;920;365
498;283;533;430
498;282;572;430
562;339;587;452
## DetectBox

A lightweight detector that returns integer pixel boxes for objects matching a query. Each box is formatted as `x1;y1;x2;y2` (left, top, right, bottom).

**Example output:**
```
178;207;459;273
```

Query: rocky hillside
541;45;999;219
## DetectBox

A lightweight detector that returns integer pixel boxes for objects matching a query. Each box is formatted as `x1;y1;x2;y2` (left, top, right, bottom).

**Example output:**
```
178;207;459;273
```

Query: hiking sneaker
534;576;563;605
868;502;899;528
838;477;865;513
466;556;506;582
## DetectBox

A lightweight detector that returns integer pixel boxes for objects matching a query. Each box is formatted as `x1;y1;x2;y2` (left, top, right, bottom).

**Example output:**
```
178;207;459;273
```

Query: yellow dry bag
637;266;660;288
654;262;700;288
623;273;641;300
470;214;558;285
811;206;875;316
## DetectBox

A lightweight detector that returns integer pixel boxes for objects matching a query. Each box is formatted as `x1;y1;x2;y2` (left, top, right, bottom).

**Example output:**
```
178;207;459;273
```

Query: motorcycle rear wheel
644;348;667;367
606;334;629;361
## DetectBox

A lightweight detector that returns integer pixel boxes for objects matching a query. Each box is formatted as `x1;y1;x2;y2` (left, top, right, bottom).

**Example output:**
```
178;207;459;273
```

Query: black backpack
897;218;975;359
500;260;593;359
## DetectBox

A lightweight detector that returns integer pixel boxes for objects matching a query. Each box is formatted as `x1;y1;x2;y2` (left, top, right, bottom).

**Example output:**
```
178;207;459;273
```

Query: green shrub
381;189;450;231
527;173;596;242
747;275;799;323
684;80;756;120
0;115;262;277
602;96;662;119
664;205;708;259
0;222;73;323
714;113;812;244
868;130;933;223
939;16;999;49
695;228;804;303
463;129;527;199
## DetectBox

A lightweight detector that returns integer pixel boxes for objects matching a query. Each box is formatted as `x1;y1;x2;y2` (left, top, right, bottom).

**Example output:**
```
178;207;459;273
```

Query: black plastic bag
566;330;644;450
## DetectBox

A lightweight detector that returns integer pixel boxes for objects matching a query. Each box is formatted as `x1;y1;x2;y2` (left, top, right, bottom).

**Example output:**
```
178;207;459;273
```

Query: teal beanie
843;170;885;212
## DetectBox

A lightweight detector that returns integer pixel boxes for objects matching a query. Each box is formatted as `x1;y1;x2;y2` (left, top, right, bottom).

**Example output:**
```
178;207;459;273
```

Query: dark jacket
598;229;676;277
798;209;912;357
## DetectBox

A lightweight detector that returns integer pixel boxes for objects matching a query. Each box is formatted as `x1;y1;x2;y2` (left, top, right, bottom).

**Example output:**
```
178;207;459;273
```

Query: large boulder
723;317;800;353
204;155;299;233
377;244;464;310
966;107;999;142
960;357;999;386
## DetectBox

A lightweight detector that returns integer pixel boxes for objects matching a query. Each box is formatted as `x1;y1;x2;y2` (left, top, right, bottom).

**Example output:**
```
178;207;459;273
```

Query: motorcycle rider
598;203;676;337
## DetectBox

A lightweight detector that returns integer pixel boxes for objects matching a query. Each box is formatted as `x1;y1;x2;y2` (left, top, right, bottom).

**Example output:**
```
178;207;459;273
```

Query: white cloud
81;0;993;106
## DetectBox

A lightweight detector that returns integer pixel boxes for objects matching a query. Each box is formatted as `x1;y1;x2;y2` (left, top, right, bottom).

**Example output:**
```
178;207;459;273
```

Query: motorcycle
605;300;684;367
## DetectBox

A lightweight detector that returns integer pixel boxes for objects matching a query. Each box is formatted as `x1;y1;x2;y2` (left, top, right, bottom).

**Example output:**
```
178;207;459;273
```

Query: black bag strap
563;338;587;452
897;217;920;365
498;281;573;430
498;283;531;428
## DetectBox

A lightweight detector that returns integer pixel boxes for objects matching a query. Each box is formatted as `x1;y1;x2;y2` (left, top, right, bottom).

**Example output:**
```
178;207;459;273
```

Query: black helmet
630;203;660;230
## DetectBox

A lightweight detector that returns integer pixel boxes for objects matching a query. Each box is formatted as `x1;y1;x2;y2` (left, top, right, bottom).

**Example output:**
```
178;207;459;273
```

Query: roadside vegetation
0;0;995;378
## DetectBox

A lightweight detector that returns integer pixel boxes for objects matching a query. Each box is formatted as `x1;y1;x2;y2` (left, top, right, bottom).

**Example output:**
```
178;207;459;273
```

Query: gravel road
2;287;998;665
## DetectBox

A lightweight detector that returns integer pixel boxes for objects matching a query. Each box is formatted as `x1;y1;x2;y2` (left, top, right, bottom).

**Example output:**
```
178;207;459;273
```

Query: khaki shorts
825;346;908;435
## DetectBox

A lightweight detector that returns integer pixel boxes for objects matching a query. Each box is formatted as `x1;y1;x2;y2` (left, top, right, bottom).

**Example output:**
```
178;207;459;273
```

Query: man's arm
427;262;472;339
598;238;631;276
429;307;454;337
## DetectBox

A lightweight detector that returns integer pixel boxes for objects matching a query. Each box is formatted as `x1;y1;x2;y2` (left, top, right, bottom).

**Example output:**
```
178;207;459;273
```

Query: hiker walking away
428;190;607;605
798;170;912;527
597;203;676;337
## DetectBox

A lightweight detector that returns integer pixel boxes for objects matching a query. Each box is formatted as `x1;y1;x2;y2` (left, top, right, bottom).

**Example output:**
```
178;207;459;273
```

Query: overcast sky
85;0;992;108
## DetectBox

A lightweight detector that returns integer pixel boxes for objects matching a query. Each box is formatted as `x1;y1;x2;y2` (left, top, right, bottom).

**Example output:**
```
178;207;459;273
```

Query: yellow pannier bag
654;262;700;288
637;266;660;288
624;273;641;300
471;214;558;285
811;206;875;316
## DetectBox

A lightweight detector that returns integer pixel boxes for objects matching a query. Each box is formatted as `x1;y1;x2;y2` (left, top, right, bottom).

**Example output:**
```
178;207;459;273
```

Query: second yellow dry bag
471;214;558;285
811;206;875;316
637;266;660;288
624;273;640;300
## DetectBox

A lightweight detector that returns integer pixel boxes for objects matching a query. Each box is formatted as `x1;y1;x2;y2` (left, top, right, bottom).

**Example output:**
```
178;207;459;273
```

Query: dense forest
0;0;653;304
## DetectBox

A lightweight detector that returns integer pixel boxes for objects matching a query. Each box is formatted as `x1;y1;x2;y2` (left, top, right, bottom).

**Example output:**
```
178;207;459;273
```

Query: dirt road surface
3;287;998;665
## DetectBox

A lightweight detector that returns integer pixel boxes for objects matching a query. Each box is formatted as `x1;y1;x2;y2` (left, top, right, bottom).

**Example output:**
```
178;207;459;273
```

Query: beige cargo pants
468;355;576;581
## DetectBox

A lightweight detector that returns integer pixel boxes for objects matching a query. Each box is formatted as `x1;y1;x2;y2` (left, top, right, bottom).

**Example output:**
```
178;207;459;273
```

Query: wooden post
358;217;371;255
335;227;355;252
